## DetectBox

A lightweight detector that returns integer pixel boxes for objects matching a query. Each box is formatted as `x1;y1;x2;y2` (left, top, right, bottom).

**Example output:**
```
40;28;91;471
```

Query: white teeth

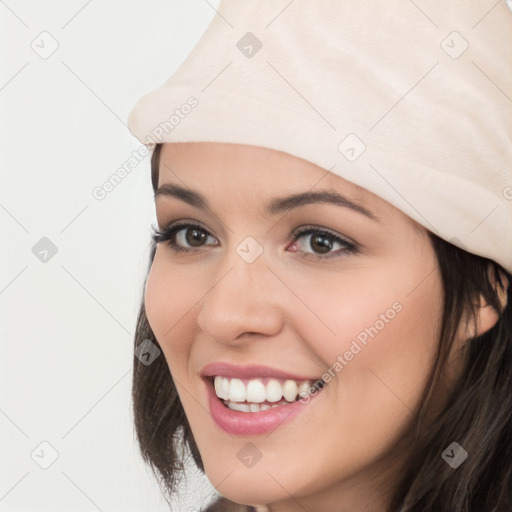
227;401;251;412
246;379;266;403
229;378;246;402
266;379;283;402
283;380;298;402
221;378;230;400
214;377;224;399
226;399;289;412
297;381;311;399
213;376;320;403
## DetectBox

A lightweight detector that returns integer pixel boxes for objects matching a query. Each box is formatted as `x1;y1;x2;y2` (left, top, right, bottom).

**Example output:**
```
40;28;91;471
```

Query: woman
127;1;512;511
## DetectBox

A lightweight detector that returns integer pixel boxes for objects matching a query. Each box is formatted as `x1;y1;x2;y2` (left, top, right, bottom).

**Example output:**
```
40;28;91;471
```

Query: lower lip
205;378;323;436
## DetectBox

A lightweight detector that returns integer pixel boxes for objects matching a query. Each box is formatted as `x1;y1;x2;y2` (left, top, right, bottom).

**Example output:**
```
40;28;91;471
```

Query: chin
203;464;295;506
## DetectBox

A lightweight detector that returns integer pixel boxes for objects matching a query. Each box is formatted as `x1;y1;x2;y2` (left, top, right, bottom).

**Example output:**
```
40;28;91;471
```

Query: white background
0;1;222;510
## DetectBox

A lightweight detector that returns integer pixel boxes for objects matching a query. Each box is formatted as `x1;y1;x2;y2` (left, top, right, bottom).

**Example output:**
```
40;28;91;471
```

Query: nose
196;246;285;347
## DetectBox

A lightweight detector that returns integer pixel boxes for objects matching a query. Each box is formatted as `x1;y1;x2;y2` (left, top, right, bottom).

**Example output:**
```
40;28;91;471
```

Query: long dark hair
131;143;512;511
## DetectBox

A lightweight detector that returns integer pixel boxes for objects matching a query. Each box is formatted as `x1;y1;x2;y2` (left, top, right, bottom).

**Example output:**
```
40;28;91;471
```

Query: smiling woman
127;1;512;511
132;141;510;511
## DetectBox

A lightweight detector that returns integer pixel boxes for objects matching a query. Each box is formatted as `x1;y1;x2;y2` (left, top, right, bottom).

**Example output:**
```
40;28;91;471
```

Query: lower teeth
223;399;292;413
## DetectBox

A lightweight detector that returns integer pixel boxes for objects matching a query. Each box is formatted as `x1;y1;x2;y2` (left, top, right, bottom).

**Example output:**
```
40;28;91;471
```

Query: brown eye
185;227;208;247
151;222;218;253
309;233;333;254
291;226;358;260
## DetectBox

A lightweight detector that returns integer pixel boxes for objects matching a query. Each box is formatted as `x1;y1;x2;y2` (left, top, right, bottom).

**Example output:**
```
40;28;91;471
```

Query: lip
201;362;322;381
204;377;325;436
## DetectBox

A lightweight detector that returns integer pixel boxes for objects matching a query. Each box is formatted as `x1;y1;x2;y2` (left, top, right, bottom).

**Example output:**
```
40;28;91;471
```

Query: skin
144;142;504;512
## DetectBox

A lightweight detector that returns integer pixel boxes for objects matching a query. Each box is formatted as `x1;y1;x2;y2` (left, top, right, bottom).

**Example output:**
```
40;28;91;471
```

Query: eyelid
152;220;217;249
291;224;356;246
157;218;211;233
290;225;359;259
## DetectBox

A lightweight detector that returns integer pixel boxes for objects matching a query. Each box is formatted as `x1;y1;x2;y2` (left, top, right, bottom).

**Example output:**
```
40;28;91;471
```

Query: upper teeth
213;376;318;403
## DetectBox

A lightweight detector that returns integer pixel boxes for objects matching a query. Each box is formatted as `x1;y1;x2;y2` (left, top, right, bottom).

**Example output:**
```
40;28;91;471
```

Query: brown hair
132;143;512;511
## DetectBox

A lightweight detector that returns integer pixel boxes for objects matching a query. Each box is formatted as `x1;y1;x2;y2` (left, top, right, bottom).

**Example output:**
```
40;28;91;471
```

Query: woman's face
145;142;446;510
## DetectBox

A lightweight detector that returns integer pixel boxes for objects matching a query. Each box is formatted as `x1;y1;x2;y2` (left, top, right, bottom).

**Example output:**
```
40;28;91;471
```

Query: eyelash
150;222;359;260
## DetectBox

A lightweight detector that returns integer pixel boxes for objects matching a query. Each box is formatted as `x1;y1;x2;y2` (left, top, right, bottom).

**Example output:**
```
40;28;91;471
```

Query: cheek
144;253;202;359
287;260;441;379
291;262;442;452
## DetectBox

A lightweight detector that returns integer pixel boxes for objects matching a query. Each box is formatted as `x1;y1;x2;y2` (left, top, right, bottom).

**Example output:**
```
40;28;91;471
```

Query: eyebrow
154;183;379;222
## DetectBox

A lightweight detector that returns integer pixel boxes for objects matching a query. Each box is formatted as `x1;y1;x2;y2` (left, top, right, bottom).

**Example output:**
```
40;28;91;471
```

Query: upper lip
201;362;322;381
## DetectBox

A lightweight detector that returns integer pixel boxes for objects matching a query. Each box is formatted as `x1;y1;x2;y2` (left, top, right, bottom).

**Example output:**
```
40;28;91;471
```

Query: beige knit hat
128;0;512;274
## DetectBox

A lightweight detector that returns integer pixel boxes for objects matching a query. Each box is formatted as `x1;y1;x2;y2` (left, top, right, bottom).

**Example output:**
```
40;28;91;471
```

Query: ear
463;267;508;340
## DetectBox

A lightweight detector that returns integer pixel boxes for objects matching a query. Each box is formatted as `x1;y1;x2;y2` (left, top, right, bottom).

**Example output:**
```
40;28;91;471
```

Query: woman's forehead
159;141;372;198
156;141;420;229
